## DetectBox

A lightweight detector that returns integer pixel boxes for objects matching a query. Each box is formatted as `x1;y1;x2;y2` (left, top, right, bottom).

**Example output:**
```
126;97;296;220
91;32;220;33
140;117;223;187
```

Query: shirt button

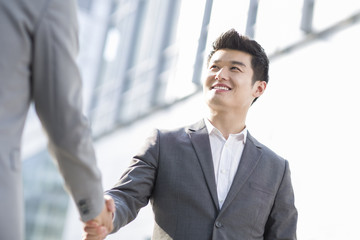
215;221;223;228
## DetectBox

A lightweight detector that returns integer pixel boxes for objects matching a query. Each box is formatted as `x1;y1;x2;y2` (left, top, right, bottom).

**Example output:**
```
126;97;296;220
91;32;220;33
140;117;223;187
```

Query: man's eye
210;65;219;70
231;66;241;71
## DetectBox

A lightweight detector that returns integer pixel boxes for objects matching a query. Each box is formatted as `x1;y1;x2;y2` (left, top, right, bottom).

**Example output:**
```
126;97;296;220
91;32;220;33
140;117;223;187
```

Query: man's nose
215;68;229;81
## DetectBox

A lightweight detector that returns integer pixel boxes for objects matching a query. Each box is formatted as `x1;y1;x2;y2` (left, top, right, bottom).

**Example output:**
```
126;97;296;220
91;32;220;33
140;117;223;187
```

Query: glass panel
23;151;69;240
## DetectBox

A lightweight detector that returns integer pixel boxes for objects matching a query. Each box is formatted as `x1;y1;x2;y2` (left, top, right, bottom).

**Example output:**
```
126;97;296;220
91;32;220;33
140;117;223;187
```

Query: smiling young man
204;48;265;138
204;30;268;139
83;29;297;240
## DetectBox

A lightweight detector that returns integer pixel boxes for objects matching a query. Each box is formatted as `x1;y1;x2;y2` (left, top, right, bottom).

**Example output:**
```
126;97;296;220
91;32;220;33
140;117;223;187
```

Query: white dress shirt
204;118;247;209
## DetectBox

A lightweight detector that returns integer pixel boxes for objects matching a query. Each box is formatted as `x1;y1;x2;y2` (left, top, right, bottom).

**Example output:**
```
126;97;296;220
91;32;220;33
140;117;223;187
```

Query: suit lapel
187;120;220;210
220;132;263;212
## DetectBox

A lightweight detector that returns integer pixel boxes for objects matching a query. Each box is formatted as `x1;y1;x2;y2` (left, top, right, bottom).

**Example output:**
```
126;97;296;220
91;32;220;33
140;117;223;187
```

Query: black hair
207;29;269;85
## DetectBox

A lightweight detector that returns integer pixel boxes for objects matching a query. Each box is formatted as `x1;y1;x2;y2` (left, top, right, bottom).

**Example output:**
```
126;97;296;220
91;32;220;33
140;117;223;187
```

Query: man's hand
82;195;115;240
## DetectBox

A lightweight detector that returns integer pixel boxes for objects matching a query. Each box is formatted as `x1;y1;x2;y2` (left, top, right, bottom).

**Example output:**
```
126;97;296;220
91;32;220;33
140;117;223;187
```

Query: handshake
82;195;115;240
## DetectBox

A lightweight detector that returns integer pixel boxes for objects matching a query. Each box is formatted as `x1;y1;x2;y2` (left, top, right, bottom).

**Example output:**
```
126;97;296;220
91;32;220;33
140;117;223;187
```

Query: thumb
104;195;115;213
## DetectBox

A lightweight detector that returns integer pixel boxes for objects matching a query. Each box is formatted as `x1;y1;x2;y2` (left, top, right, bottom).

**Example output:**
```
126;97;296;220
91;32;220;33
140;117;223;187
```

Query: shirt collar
204;118;247;144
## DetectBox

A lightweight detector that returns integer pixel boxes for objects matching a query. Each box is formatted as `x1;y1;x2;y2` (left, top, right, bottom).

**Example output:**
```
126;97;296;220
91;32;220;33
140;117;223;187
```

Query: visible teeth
213;86;230;90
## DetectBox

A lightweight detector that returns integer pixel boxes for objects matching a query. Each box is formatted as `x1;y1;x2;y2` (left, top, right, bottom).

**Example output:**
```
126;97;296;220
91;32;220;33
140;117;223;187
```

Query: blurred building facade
20;0;360;239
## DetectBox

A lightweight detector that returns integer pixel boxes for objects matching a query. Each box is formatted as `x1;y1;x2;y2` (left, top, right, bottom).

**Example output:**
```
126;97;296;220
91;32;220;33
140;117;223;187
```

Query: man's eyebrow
212;60;247;67
230;60;247;67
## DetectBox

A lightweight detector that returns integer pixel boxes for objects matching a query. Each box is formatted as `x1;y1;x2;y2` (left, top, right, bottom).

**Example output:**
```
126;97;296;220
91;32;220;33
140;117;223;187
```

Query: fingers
82;196;115;240
82;222;108;240
82;196;115;239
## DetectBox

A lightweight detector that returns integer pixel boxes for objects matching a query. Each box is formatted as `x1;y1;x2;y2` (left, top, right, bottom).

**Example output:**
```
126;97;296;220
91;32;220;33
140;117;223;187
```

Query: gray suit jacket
107;120;297;240
0;0;103;238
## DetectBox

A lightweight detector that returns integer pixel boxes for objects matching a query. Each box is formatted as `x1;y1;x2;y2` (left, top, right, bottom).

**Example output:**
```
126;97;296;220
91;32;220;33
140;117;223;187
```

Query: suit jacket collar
186;120;263;213
219;132;263;213
186;120;220;210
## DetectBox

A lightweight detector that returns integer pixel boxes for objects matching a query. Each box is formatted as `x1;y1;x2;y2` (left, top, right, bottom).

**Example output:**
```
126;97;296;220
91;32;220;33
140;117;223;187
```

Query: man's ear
253;80;267;98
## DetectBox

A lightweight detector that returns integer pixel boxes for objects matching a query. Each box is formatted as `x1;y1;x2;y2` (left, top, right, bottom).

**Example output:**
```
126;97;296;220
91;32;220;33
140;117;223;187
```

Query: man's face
203;49;264;113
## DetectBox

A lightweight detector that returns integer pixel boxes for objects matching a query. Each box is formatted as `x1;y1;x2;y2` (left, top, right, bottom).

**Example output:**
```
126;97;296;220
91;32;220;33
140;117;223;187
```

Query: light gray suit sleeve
264;160;298;240
31;0;104;222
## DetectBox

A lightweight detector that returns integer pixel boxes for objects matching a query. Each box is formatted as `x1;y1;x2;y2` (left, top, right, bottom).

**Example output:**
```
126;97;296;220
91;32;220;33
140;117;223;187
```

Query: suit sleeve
31;0;104;222
105;129;159;233
264;160;298;240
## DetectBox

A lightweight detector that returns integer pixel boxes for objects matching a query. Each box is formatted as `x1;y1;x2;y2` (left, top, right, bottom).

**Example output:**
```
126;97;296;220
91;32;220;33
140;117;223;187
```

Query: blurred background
21;0;360;239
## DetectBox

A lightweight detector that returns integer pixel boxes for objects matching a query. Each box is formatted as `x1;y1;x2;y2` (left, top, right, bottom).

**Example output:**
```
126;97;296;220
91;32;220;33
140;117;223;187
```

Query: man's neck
206;109;247;139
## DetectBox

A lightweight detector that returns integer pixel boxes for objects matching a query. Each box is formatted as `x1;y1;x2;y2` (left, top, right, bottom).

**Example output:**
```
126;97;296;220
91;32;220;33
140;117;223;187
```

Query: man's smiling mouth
211;84;231;91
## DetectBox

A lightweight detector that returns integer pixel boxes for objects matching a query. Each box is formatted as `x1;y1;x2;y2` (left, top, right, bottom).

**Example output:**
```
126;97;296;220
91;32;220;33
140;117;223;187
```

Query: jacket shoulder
157;120;204;139
247;133;286;164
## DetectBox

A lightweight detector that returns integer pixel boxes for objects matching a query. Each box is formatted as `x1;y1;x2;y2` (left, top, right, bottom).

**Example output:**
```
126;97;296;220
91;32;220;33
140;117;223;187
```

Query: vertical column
191;0;214;85
245;0;259;39
300;0;315;34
